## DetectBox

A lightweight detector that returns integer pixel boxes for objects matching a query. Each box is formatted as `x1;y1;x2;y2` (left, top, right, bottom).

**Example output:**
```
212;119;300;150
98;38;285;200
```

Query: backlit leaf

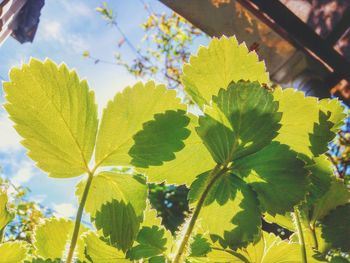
3;59;98;178
273;88;344;159
0;241;29;263
310;179;350;224
0;191;14;233
76;171;147;217
127;226;167;260
233;142;309;215
94;199;140;252
182;36;268;107
190;172;261;248
95;81;185;167
84;232;129;263
33;218;86;261
196;81;281;164
142;114;215;185
321;204;350;252
129;110;190;168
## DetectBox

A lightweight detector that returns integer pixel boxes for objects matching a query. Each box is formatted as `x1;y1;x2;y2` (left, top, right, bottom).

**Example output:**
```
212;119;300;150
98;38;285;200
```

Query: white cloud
10;160;36;186
0;112;22;151
59;0;93;18
39;19;88;52
41;20;63;41
53;203;76;218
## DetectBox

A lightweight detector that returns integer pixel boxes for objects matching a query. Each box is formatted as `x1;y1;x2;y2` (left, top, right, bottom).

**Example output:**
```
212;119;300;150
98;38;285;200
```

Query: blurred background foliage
1;0;349;242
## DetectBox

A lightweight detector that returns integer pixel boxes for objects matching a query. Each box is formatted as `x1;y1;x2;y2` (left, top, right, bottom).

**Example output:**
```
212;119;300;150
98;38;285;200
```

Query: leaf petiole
66;171;94;263
172;164;228;263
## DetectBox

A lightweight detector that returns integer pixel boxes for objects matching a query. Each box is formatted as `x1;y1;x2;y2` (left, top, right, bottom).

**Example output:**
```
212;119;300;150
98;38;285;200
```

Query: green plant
0;37;349;263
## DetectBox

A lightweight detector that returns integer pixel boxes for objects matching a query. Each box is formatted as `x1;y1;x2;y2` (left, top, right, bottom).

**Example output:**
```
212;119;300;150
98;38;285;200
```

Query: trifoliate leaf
84;232;129;263
189;234;211;257
0;191;14;233
141;114;215;185
310;179;350;224
76;171;147;217
182;36;269;107
0;241;28;263
190;172;261;248
33;218;86;261
95;81;185;167
233;142;309;215
196;81;281;164
320;204;350;252
273;88;338;159
129;110;190;168
3;59;98;178
94;199;140;252
127;226;167;260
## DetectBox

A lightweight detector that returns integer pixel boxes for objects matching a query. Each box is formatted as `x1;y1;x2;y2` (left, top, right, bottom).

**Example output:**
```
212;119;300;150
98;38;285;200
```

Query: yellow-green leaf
0;191;14;232
33;218;86;261
140;114;215;185
76;171;147;218
182;36;269;107
3;59;98;178
95;81;185;167
0;241;29;263
273;88;338;159
84;232;129;263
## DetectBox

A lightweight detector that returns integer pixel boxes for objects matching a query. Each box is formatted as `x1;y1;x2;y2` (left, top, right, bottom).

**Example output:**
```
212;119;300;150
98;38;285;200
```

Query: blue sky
0;0;208;218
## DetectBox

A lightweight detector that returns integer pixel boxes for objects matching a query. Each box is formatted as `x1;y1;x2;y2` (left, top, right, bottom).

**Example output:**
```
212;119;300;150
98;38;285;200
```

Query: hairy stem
172;164;227;263
294;208;308;263
66;171;94;263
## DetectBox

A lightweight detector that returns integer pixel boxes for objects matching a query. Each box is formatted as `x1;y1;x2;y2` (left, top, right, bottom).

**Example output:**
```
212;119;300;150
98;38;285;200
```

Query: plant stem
66;171;94;263
294;208;308;263
309;224;318;251
172;164;226;263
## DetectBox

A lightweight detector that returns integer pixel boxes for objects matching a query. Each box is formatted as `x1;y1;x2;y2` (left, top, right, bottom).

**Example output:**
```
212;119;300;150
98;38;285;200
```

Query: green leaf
84;232;129;263
321;204;350;252
0;191;14;233
207;232;301;263
141;203;174;255
94;199;140;252
306;155;333;206
141;114;215;185
310;179;350;224
0;241;29;263
233;142;309;215
27;259;61;263
273;88;341;159
76;171;147;217
319;98;346;133
129;110;190;168
33;218;86;260
127;226;167;260
95;81;185;167
3;59;98;178
196;81;281;164
189;172;261;248
182;36;269;107
189;234;212;257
